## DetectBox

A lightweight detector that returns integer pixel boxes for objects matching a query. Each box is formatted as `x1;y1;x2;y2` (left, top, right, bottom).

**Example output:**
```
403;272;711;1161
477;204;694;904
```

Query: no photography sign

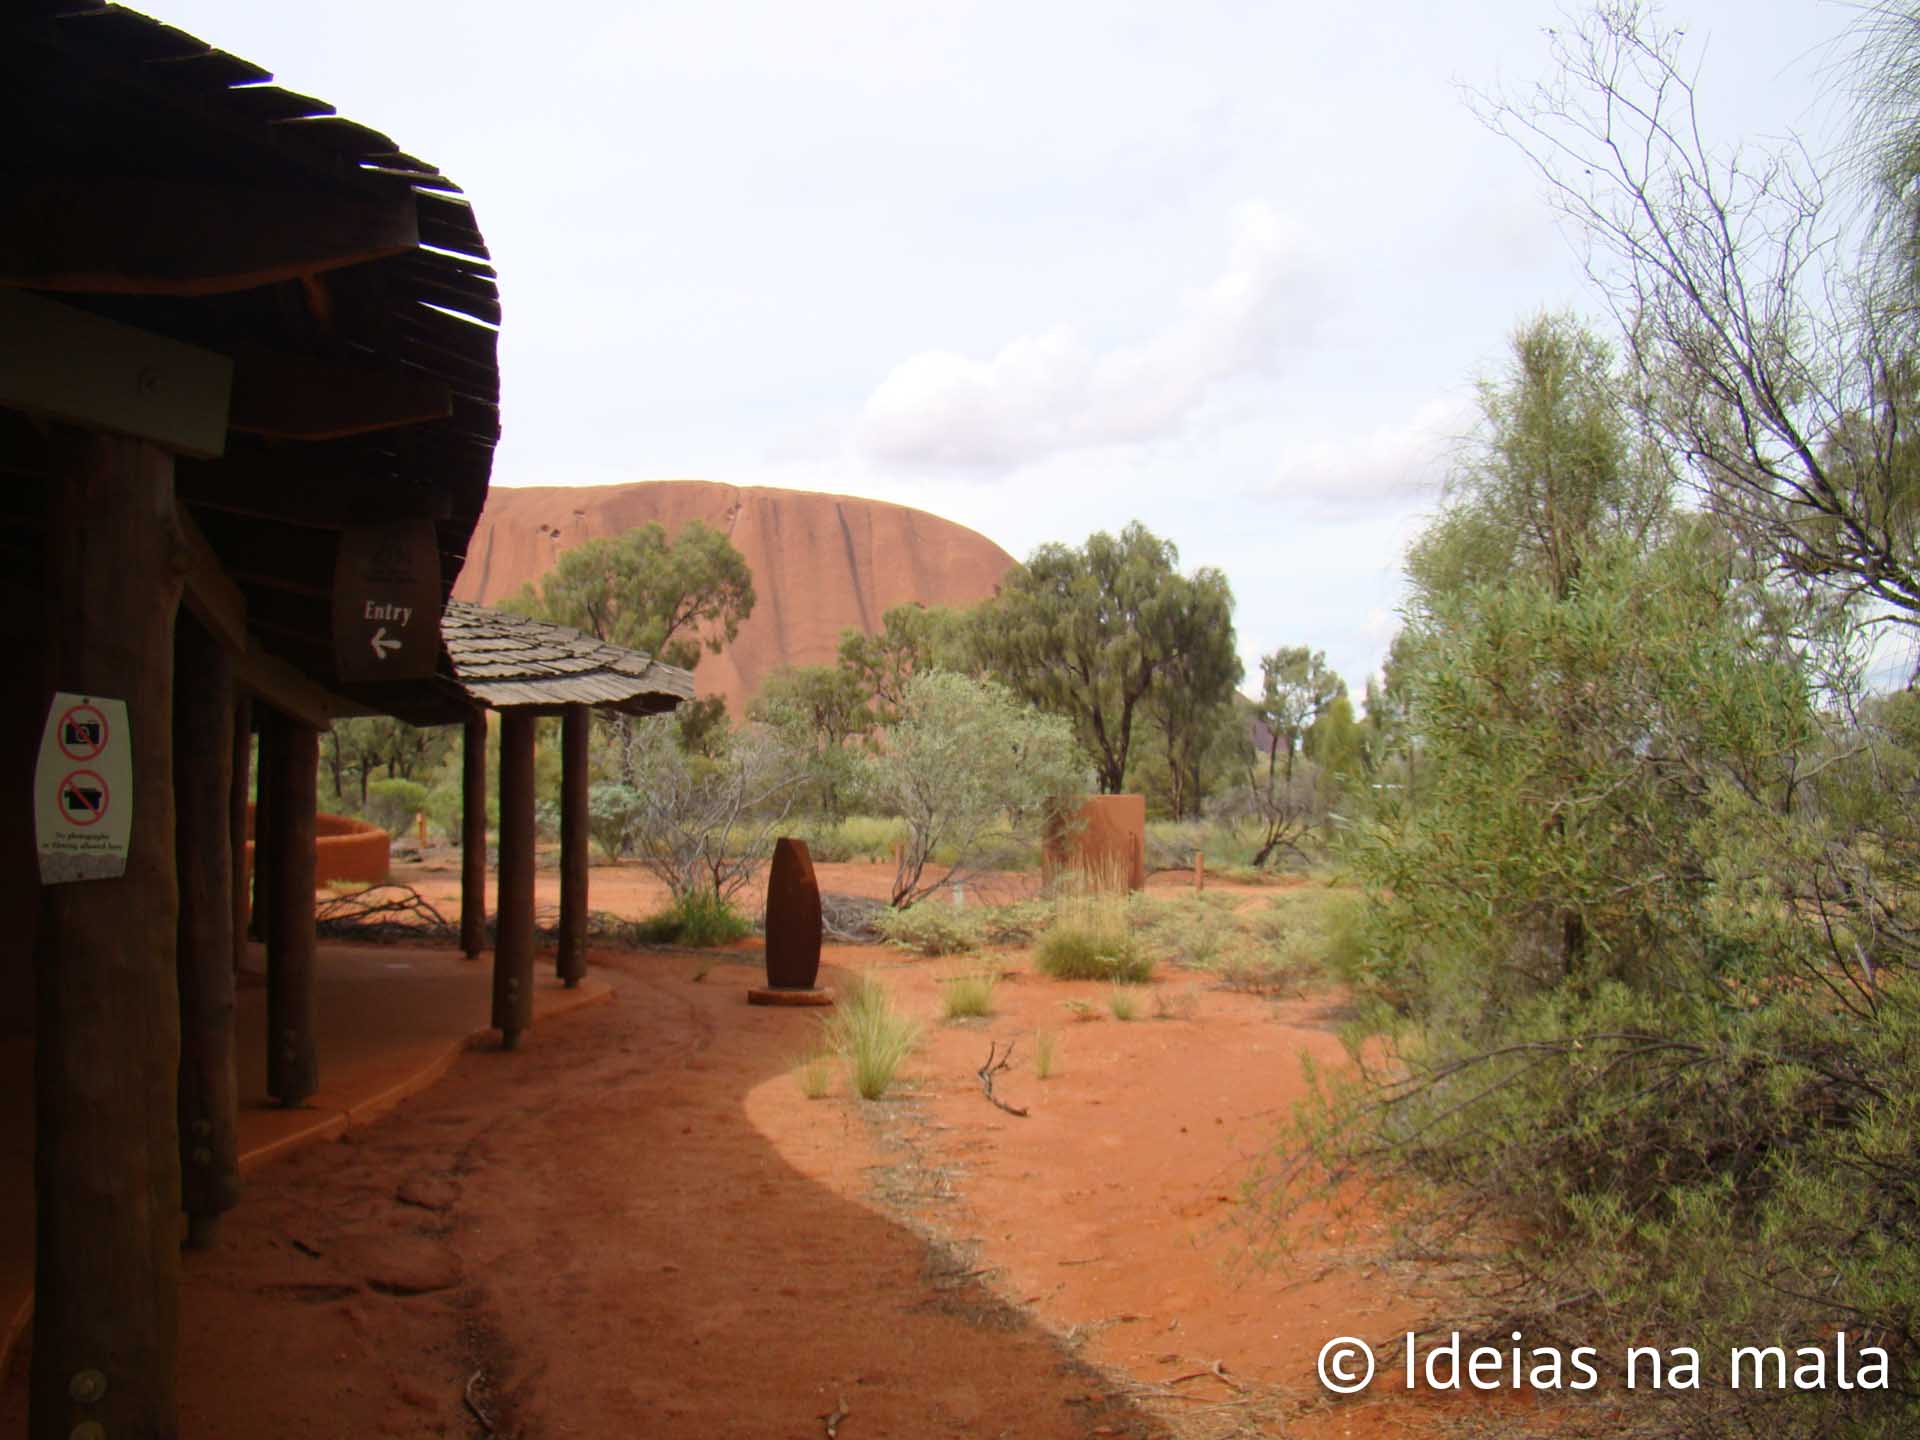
35;692;133;883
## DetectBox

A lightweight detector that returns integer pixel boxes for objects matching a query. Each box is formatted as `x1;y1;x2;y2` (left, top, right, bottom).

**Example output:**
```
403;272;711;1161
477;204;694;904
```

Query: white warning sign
35;692;133;884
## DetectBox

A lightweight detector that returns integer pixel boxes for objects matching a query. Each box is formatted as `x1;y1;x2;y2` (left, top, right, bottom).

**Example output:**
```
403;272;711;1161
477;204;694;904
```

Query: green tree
858;671;1088;907
1249;645;1343;786
973;522;1240;795
835;602;973;726
1480;7;1920;628
510;519;755;671
749;663;873;818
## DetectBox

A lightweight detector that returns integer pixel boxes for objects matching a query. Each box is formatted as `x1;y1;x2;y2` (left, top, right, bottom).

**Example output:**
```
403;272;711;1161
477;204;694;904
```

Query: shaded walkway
0;944;607;1380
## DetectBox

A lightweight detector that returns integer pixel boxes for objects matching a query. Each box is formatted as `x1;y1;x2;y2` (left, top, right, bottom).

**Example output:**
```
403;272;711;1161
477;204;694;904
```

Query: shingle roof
441;601;695;716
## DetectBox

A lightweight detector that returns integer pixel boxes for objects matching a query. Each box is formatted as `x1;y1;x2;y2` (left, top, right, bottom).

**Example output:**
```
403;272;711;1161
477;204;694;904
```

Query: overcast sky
151;0;1858;696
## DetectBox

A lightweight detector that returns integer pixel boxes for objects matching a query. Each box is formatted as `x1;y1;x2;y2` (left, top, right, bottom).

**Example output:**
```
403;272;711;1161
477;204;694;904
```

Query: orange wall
243;805;391;889
1043;795;1147;892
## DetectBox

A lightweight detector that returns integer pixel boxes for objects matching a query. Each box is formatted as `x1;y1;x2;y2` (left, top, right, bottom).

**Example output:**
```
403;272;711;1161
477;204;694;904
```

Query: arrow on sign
370;627;403;661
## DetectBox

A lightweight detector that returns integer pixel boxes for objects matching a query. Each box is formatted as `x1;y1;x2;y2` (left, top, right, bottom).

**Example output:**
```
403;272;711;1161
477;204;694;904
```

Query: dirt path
4;927;1466;1439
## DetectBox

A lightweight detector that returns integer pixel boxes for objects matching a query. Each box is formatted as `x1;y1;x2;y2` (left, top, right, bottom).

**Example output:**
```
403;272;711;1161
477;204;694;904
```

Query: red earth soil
2;863;1514;1438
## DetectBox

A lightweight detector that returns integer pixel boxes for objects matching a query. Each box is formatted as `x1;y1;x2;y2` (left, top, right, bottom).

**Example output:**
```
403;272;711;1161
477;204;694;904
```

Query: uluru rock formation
451;481;1016;714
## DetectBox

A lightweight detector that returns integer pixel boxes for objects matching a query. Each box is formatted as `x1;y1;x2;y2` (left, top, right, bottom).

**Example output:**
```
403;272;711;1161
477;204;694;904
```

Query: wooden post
1195;850;1205;893
460;709;487;960
265;710;318;1104
32;428;184;1440
230;694;252;973
174;611;241;1248
492;709;536;1047
250;705;277;943
557;703;590;987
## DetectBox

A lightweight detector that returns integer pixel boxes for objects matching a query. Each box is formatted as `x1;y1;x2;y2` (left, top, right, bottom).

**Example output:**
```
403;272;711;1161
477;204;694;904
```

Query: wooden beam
32;427;184;1440
265;713;319;1105
171;499;247;656
0;290;232;458
232;641;376;730
174;610;241;1249
228;345;452;442
492;710;536;1048
557;704;589;988
178;457;456;530
461;710;488;960
0;176;418;298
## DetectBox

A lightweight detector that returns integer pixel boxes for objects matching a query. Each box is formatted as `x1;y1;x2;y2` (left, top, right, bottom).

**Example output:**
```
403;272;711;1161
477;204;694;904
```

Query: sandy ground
1;861;1502;1438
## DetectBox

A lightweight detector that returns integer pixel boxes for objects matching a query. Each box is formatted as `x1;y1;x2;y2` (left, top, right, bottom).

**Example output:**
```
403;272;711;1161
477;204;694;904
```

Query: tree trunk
32;428;184;1440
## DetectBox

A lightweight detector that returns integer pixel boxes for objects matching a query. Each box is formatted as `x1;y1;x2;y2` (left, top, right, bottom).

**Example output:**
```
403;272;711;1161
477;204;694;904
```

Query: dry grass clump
941;970;998;1020
1035;889;1154;983
822;973;920;1100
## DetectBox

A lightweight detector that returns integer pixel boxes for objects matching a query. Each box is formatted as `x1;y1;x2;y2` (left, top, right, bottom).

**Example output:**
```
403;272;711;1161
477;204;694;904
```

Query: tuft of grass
1107;985;1142;1022
1035;890;1154;983
1061;998;1101;1023
795;1050;835;1100
1153;987;1198;1020
823;973;920;1100
635;889;754;947
1033;1028;1058;1078
941;970;998;1020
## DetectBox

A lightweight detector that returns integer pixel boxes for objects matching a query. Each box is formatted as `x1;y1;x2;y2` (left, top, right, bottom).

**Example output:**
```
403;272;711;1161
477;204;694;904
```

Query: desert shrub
872;903;984;957
791;814;906;864
633;890;754;947
977;899;1051;945
823;974;919;1099
940;971;998;1019
1106;985;1142;1021
588;783;644;861
364;778;429;835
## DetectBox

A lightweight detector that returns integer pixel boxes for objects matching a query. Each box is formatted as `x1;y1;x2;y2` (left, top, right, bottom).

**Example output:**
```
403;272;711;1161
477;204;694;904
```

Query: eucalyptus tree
973;522;1240;796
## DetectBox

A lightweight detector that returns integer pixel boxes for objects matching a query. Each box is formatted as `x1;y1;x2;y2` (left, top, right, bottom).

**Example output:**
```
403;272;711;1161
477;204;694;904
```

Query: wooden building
1;7;501;1436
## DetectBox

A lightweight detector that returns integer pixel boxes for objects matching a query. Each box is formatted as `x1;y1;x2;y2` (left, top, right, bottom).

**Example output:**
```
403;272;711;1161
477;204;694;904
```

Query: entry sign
34;693;134;884
332;520;443;683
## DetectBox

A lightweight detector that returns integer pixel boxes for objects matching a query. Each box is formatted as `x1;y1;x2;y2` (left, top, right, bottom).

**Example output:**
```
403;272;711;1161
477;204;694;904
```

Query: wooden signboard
331;520;443;682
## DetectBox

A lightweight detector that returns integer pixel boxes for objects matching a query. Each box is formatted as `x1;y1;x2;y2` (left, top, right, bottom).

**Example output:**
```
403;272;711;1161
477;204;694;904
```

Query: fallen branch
463;1369;495;1436
315;883;453;941
822;1393;850;1438
976;1040;1029;1117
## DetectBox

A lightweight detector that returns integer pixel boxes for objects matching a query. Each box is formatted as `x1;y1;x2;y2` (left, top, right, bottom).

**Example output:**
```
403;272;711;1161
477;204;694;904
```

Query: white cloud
1255;395;1468;510
854;203;1324;470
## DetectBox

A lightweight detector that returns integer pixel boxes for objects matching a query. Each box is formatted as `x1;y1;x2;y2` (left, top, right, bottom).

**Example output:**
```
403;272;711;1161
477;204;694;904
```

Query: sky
147;0;1864;696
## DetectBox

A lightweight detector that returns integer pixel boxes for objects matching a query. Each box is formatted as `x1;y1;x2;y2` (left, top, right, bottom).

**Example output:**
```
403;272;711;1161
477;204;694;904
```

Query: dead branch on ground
976;1040;1029;1117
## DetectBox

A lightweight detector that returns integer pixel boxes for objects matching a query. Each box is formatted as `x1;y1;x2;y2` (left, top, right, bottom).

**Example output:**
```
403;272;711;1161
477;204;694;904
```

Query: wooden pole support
1195;850;1205;893
460;710;487;960
174;610;241;1246
230;695;252;974
250;708;277;943
31;427;185;1440
265;712;318;1105
557;704;590;988
492;710;536;1046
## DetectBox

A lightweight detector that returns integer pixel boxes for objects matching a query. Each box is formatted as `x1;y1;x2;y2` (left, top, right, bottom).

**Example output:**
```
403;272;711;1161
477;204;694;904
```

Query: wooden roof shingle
441;602;696;717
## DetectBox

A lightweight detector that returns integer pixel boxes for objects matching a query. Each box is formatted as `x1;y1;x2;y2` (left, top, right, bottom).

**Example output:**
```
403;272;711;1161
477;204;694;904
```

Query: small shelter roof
442;602;696;717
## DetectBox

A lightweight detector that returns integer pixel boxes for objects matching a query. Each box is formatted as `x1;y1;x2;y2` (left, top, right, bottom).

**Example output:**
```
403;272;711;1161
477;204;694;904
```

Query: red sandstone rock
450;481;1015;715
